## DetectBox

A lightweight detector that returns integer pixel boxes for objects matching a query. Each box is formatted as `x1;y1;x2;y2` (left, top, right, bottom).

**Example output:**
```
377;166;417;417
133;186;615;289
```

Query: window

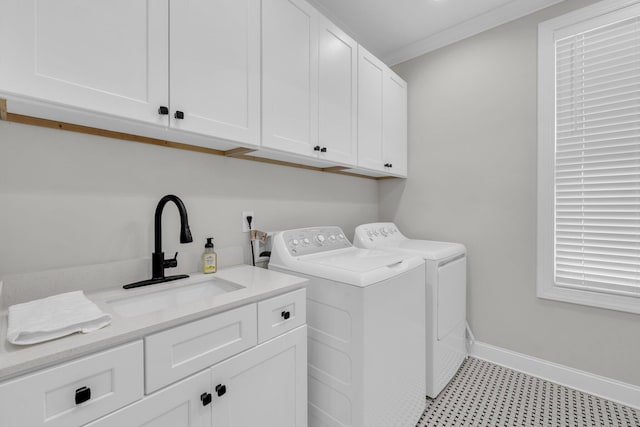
538;0;640;314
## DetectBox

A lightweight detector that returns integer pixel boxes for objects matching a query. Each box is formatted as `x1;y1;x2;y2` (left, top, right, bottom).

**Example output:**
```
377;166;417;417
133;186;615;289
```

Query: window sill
537;284;640;315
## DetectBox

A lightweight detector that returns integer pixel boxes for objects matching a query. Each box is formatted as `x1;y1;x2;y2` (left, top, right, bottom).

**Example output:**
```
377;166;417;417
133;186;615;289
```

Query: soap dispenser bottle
203;237;217;274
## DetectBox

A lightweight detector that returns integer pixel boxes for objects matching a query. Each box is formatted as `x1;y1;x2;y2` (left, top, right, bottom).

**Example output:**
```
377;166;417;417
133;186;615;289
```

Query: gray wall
0;120;378;276
381;0;640;386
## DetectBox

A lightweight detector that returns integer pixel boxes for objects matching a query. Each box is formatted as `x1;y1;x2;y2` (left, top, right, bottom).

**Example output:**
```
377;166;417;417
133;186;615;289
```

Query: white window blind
554;13;640;298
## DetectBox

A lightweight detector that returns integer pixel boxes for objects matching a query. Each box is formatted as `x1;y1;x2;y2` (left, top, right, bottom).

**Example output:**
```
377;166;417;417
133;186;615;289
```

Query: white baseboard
470;341;640;410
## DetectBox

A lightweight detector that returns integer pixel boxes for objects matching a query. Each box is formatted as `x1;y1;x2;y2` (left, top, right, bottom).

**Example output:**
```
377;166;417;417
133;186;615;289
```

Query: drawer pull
158;106;169;115
200;392;212;406
75;386;91;405
174;110;185;120
215;384;227;397
281;311;291;320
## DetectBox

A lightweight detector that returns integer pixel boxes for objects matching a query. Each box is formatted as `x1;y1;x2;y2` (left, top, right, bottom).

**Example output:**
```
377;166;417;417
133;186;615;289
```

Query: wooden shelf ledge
0;100;398;181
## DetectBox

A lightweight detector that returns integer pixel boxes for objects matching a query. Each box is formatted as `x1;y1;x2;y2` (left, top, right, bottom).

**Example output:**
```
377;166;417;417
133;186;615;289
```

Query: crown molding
383;0;565;66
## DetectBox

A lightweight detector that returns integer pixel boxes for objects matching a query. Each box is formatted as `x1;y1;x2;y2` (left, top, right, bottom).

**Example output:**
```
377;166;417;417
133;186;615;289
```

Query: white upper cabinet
170;0;260;144
357;46;408;177
262;0;358;166
262;0;319;156
0;0;405;177
0;0;260;145
383;71;408;176
318;16;358;166
357;47;386;172
0;0;168;126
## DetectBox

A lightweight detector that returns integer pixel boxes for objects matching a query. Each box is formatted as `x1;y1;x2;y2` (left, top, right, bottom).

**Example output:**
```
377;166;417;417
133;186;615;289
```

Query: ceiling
307;0;565;65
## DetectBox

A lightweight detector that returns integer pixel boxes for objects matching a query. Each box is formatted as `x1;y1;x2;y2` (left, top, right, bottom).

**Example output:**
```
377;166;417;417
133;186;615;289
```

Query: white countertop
0;265;307;382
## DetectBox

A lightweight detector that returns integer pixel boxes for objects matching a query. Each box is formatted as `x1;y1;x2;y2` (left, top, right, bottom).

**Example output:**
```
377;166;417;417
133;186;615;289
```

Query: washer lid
354;222;465;260
303;247;407;272
275;247;424;287
390;240;466;260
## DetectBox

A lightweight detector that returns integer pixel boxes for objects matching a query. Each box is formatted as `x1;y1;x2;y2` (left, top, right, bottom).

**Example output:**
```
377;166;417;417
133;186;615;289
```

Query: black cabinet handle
174;111;184;120
200;392;212;406
320;147;327;153
75;386;91;405
281;311;291;320
384;163;393;168
158;106;169;115
215;384;227;397
313;145;321;151
389;163;393;168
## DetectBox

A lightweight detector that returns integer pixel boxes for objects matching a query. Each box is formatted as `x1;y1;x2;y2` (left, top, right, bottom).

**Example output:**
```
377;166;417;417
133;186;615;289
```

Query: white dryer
269;226;426;427
354;223;467;398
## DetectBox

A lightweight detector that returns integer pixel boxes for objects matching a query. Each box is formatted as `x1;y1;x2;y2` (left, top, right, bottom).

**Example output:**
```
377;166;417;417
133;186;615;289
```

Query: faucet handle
163;252;178;269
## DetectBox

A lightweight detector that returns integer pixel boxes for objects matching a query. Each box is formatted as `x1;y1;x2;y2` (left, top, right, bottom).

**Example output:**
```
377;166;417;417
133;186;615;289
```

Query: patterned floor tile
417;357;640;427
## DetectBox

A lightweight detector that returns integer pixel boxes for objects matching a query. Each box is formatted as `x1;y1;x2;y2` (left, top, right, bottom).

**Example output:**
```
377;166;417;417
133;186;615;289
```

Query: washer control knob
337;234;345;240
380;227;388;236
302;238;310;245
316;234;326;244
291;239;299;246
328;235;336;242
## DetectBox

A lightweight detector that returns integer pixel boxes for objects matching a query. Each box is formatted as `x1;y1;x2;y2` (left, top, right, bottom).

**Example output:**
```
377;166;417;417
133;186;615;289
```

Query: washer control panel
353;222;405;247
282;226;351;256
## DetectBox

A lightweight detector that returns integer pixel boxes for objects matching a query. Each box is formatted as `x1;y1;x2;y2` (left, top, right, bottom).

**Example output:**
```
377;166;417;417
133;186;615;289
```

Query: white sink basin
107;278;244;318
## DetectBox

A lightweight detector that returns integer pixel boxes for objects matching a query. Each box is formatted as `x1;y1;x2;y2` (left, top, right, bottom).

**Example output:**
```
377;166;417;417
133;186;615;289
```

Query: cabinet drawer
0;341;143;427
257;289;306;343
145;304;257;393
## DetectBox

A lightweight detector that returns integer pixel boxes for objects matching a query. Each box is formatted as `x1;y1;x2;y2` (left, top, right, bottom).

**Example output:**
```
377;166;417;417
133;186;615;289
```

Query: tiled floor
417;357;640;427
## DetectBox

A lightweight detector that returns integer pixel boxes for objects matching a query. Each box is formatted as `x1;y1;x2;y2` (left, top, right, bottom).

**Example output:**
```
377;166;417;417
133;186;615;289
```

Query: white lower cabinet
84;370;212;427
0;341;143;427
85;326;307;427
0;289;307;427
211;326;307;427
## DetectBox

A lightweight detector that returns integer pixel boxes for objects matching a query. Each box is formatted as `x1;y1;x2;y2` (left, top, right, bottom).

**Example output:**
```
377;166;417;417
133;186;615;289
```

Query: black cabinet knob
320;147;327;153
174;111;184;120
158;106;169;115
200;392;212;406
389;163;393;168
313;145;321;151
215;384;227;397
75;386;91;405
384;163;393;168
281;311;291;320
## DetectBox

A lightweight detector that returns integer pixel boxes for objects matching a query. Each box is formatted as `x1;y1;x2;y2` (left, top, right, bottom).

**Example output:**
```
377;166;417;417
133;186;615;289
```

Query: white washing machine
269;226;426;427
354;223;467;398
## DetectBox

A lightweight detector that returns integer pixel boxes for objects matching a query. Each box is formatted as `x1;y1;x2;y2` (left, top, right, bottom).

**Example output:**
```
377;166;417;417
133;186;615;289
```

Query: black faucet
124;195;193;289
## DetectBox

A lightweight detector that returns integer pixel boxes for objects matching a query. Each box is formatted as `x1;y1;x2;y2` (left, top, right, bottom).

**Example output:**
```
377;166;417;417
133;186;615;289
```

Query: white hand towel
7;291;112;345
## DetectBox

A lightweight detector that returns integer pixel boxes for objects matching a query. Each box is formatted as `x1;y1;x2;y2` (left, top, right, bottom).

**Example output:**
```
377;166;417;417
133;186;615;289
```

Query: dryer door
437;256;466;340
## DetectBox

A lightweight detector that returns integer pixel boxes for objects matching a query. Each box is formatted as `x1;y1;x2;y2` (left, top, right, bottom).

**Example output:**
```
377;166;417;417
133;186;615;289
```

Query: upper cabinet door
383;71;408;177
317;16;357;166
0;0;168;126
170;0;260;145
357;45;408;177
262;0;319;156
357;46;385;171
